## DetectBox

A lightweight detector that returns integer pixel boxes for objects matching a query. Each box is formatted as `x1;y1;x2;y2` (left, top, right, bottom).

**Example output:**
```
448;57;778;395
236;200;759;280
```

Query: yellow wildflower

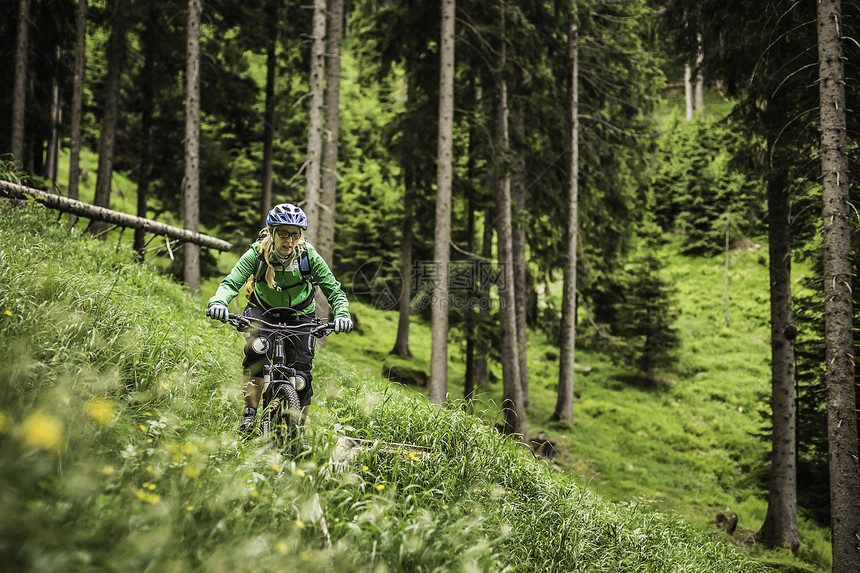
86;398;116;426
296;469;306;478
270;464;281;473
276;541;288;555
294;520;305;529
19;412;63;453
362;465;369;471
408;453;420;462
376;484;386;492
250;489;259;498
184;465;200;479
135;490;161;504
101;465;115;476
165;442;181;461
139;424;147;433
186;505;195;512
3;309;12;316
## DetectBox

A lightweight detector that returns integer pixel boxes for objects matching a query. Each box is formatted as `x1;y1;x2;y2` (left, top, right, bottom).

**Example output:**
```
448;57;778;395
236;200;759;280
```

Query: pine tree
183;0;202;293
428;0;456;404
613;241;681;385
818;1;860;568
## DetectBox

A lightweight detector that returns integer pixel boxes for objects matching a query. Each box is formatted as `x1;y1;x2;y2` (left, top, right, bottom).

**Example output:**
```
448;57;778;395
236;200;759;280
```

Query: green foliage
790;275;831;526
786;226;860;529
650;118;763;256
0;193;769;572
0;155;28;184
332;44;406;287
320;235;831;572
606;232;682;384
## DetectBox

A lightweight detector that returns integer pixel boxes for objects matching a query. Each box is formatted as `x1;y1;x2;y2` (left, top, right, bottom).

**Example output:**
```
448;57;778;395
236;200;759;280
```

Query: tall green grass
0;204;766;571
319;245;830;571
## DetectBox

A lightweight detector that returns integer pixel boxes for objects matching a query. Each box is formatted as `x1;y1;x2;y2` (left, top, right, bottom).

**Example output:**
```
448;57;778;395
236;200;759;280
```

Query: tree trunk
315;0;344;324
463;82;481;405
511;100;530;408
46;46;62;185
695;32;705;119
392;90;414;359
10;0;31;167
551;8;578;423
68;0;87;219
92;0;128;236
0;180;231;251
183;0;202;294
391;180;413;356
134;2;157;260
474;82;492;392
463;195;476;408
428;0;456;404
818;1;860;570
475;205;493;389
260;6;278;230
755;169;800;551
304;0;326;239
495;1;525;438
391;75;416;358
318;0;343;265
684;64;693;122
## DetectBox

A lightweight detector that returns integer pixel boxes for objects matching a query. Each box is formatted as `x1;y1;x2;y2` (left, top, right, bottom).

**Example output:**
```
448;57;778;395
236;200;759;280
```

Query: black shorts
242;305;316;406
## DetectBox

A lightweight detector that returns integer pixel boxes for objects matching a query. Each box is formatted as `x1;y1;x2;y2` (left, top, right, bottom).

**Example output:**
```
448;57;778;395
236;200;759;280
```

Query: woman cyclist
206;203;353;434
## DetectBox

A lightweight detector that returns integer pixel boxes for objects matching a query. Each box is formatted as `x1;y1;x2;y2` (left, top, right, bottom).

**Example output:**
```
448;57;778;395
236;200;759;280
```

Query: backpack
242;228;316;311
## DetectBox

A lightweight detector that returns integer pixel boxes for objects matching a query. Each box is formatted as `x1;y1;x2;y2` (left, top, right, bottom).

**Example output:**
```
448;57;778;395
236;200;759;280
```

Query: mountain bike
227;309;335;454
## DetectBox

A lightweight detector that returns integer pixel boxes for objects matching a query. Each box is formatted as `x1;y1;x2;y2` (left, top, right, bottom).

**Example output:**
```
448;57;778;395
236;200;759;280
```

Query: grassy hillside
316;243;832;572
0;205;774;571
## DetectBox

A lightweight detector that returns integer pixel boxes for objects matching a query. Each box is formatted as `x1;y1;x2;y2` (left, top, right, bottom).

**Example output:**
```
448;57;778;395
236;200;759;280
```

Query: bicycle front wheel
269;382;302;453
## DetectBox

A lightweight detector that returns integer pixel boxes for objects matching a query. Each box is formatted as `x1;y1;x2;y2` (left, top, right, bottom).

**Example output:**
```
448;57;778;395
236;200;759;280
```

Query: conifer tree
68;0;87;214
612;235;681;384
304;0;326;238
9;0;29;167
818;1;860;569
92;0;129;235
183;0;202;293
428;0;456;404
552;4;579;423
493;0;526;437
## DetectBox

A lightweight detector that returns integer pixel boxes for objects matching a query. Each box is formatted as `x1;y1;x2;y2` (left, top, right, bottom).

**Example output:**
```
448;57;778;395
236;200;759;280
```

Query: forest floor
251;240;831;572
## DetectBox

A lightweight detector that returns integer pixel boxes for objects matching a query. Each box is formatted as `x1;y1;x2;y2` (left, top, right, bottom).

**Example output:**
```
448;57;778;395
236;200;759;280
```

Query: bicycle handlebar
226;312;336;338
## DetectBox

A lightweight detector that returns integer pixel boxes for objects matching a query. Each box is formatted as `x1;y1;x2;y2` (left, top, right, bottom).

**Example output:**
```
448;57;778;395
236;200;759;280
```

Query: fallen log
0;180;232;252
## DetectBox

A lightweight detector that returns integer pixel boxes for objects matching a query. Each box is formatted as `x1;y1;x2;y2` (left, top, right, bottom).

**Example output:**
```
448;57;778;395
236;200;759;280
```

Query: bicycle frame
227;309;334;451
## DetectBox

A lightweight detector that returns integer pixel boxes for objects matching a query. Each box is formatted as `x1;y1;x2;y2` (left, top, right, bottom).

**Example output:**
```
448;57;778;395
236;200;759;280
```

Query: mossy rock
382;363;428;388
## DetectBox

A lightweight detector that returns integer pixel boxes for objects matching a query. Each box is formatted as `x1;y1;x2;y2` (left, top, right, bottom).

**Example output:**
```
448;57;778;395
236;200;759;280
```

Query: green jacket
208;241;349;318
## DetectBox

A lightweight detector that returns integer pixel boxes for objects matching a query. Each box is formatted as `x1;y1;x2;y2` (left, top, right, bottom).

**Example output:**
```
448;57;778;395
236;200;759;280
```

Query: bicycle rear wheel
269;382;302;454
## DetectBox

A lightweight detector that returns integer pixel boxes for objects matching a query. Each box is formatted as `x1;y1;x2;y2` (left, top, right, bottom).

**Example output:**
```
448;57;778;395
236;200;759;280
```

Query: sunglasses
274;229;302;240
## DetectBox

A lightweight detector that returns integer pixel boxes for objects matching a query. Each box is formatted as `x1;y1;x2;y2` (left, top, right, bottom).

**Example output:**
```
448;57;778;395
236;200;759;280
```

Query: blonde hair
259;227;304;288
